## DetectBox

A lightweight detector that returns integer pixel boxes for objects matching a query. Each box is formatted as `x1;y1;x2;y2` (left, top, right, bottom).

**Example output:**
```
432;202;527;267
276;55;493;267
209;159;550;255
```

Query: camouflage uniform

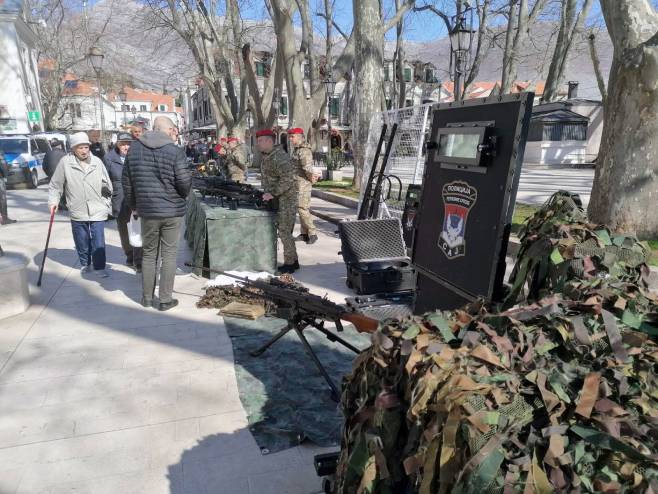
292;141;316;237
227;144;248;183
259;145;298;264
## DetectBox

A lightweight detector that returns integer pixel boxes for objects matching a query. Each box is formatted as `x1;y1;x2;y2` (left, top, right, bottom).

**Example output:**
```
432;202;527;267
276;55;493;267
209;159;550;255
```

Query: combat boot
306;235;318;245
278;260;300;274
295;234;309;242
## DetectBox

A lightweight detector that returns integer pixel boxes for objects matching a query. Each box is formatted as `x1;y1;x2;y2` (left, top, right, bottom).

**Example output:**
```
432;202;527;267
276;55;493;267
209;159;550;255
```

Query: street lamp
88;46;107;146
448;10;474;102
119;88;128;129
131;105;137;126
245;108;253;159
324;76;336;169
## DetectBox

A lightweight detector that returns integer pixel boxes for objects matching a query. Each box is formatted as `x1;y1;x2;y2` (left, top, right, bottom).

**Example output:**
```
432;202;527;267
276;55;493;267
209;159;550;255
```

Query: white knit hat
69;132;91;148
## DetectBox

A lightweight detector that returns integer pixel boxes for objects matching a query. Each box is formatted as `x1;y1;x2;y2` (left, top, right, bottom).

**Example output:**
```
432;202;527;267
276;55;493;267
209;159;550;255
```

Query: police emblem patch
439;181;478;259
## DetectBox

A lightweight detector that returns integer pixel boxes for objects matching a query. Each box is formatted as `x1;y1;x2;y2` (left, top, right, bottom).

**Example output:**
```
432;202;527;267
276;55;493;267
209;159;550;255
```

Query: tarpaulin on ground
223;316;371;454
185;192;277;276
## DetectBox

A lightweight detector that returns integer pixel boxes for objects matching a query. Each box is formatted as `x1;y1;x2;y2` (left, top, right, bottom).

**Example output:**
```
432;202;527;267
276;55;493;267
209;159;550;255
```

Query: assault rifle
194;177;277;210
187;264;379;400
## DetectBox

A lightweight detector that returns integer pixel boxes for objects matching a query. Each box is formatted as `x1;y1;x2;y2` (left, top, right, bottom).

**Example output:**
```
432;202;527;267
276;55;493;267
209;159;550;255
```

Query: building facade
56;79;184;141
0;0;44;134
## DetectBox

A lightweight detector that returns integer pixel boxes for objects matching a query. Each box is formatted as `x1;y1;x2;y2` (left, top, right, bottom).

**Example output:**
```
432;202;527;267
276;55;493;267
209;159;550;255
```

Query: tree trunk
588;0;658;238
541;0;593;103
352;0;384;190
500;0;549;94
395;0;406;109
588;32;608;104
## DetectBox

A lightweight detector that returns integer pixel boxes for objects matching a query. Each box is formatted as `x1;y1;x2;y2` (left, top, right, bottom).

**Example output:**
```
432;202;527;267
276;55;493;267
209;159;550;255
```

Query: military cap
256;129;275;138
228;137;239;143
288;127;304;135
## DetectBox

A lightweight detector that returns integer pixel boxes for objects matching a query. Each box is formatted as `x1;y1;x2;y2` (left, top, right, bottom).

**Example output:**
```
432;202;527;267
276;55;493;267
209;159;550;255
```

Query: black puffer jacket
104;148;127;217
122;131;191;218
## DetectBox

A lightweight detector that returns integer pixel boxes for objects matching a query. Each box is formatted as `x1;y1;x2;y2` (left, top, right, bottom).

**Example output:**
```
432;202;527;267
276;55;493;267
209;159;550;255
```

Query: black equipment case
338;219;416;295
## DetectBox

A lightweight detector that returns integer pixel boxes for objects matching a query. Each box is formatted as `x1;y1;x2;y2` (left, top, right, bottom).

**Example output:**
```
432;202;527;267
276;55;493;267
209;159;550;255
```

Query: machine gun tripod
186;264;378;401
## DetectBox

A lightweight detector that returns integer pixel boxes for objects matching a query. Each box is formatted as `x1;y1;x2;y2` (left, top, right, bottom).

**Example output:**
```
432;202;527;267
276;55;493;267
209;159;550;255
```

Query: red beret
256;129;275;138
288;127;304;135
227;137;239;143
220;137;228;142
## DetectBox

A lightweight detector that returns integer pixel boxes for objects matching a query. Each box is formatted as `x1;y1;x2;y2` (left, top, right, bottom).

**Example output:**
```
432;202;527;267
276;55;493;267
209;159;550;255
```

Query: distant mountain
86;1;612;101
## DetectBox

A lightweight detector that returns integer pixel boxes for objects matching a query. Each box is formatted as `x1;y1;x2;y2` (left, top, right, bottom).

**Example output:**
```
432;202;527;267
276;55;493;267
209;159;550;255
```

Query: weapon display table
185;192;277;275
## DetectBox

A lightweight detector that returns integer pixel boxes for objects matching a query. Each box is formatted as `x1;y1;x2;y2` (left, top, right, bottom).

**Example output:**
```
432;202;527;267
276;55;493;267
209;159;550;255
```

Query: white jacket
48;153;112;221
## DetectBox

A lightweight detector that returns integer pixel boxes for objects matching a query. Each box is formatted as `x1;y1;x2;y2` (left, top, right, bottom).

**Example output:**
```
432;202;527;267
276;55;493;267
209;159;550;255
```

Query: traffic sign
28;111;41;122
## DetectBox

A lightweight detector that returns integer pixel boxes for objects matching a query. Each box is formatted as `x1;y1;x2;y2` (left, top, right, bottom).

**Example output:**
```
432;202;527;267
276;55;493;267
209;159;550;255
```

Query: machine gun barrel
186;264;379;333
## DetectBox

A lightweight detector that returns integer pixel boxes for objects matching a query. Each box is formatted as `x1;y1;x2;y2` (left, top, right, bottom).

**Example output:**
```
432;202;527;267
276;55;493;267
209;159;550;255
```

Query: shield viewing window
434;126;489;167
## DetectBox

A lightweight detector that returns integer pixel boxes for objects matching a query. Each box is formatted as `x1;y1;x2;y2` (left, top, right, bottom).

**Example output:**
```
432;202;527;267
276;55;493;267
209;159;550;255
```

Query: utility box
412;93;534;313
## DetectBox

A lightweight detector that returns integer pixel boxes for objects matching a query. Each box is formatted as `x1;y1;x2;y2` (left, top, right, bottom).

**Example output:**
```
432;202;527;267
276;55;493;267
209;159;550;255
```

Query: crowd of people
38;118;320;308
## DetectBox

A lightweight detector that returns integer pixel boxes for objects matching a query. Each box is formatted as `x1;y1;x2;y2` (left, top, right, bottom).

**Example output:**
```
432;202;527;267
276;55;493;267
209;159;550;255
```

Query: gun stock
340;312;379;334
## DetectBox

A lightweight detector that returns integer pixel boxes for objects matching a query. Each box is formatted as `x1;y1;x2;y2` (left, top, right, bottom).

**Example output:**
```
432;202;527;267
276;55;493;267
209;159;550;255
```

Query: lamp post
119;88;127;129
131;105;136;124
448;3;474;102
88;46;106;145
245;108;253;159
324;76;336;169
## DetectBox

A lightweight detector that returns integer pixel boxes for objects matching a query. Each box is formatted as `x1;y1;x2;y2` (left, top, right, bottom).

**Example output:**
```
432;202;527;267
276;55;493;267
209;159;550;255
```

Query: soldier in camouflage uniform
226;137;248;183
256;129;299;273
288;127;318;244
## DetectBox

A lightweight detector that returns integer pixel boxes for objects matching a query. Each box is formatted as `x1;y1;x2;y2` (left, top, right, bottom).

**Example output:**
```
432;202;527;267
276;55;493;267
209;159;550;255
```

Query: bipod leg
308;320;361;354
293;323;341;402
250;322;294;357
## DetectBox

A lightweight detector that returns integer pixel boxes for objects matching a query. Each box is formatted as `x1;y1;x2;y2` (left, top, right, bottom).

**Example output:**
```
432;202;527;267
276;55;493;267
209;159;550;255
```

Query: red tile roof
108;87;176;110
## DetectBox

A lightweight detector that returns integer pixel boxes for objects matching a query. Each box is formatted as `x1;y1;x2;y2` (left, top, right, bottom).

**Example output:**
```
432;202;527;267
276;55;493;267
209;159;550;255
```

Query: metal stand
249;315;361;402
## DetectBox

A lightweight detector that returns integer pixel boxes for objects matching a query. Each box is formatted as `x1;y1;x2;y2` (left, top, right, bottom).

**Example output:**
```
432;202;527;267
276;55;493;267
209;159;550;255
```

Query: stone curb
311;189;360;209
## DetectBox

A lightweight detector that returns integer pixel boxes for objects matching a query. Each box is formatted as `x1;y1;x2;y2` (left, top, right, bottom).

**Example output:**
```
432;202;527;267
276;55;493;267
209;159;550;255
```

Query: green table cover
185;192;277;275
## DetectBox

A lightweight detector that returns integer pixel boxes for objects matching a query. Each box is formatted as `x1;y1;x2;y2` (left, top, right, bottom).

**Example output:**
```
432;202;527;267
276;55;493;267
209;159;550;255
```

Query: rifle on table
194;179;278;211
186;264;379;401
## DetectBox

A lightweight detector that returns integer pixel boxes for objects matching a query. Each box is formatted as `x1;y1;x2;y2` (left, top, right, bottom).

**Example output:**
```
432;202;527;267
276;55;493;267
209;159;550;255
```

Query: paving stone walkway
0;188;346;494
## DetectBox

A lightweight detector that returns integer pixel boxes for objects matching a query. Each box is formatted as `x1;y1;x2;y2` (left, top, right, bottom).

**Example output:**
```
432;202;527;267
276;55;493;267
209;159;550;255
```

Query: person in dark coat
43;139;67;178
122;116;191;311
90;139;105;160
104;132;142;271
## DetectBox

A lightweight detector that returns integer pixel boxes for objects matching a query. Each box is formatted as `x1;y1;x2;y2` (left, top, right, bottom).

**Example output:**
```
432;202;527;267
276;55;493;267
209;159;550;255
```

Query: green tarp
224;316;371;454
185;192;277;275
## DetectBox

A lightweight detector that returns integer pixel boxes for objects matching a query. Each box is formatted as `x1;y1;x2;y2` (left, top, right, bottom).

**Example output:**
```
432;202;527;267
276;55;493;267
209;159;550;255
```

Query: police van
0;134;50;188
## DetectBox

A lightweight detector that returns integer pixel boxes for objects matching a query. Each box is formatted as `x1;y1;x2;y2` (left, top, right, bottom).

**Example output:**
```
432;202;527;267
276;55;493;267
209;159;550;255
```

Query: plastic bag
128;215;142;247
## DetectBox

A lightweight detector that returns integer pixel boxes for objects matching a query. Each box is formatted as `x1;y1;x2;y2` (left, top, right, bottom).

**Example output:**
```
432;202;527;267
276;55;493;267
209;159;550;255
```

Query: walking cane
37;209;56;287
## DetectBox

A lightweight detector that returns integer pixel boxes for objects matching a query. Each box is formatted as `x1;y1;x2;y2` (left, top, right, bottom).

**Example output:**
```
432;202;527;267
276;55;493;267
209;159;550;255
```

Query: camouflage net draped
335;192;658;493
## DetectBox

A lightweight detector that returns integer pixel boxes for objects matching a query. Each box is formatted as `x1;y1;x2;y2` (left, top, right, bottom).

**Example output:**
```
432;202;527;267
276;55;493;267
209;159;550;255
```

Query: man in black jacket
104;132;142;270
122;117;191;311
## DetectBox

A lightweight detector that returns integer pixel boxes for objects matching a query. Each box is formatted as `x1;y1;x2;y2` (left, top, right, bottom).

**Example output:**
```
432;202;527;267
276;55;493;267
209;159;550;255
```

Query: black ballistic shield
412;92;534;313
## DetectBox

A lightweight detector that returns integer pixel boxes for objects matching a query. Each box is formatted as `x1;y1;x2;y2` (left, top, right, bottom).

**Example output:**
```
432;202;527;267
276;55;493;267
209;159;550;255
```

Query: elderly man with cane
48;132;113;277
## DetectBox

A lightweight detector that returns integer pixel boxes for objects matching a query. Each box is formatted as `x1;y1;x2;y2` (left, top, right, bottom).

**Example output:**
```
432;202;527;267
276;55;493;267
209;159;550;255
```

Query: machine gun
186;264;379;400
194;177;278;210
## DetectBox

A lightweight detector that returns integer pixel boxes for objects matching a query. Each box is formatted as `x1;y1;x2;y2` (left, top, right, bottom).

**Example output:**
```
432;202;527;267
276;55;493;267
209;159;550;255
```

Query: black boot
306;235;318;245
278;261;300;274
295;234;309;242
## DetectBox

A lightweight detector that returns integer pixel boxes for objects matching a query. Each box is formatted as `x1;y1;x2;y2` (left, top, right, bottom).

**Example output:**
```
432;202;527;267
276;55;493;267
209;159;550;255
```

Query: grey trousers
141;216;183;303
0;178;7;219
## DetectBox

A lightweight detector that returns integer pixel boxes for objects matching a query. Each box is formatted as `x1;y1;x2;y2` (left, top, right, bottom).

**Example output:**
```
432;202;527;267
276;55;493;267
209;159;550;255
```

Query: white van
0;135;50;188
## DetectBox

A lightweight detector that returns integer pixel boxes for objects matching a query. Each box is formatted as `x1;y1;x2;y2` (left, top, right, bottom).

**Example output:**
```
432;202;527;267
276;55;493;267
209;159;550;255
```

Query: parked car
34;132;70;152
0;134;50;188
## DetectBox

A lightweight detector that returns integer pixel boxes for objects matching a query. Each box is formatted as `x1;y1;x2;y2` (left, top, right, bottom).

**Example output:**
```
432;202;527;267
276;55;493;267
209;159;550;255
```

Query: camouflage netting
505;191;651;307
335;192;658;493
197;274;303;315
